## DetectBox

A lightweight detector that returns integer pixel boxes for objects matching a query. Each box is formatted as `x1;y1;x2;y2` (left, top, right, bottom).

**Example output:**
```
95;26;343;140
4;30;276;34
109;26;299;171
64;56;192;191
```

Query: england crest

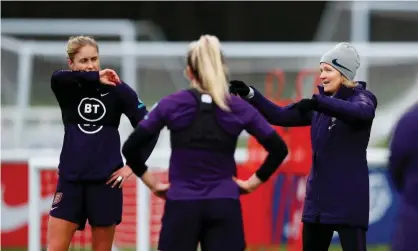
53;192;63;205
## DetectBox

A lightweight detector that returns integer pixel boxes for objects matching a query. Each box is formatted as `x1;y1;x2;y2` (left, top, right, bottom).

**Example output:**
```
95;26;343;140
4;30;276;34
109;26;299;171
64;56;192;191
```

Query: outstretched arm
248;87;312;127
312;90;377;125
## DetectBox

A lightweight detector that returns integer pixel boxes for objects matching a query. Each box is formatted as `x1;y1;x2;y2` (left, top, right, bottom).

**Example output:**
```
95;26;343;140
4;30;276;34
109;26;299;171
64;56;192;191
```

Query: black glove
292;98;318;113
229;80;250;97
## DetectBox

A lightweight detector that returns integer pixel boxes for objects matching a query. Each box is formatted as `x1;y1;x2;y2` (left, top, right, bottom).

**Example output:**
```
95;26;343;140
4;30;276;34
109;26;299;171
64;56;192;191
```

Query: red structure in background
239;69;321;250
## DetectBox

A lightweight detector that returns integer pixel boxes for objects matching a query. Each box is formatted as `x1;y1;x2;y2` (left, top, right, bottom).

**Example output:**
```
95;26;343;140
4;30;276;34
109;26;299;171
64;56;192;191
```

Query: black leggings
303;222;367;251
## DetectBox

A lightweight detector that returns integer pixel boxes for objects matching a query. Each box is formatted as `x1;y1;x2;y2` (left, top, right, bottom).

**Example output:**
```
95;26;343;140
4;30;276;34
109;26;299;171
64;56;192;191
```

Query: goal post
27;155;152;251
137;176;150;251
28;156;58;251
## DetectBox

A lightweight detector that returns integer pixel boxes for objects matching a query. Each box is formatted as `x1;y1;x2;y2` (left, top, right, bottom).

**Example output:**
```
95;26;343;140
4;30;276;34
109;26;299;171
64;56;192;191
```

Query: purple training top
140;90;275;200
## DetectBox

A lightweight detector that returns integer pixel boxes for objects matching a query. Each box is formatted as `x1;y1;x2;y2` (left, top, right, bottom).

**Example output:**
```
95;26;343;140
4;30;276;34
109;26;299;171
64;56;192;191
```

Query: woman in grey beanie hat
230;42;378;251
319;42;361;91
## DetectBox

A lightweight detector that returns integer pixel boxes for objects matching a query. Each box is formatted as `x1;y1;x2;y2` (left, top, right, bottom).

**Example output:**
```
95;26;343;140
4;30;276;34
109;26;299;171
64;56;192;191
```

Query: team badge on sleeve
53;192;63;205
138;98;145;109
144;102;159;120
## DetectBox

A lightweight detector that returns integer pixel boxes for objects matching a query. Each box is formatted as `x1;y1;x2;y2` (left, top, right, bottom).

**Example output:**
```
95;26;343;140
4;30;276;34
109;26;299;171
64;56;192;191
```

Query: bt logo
77;98;106;134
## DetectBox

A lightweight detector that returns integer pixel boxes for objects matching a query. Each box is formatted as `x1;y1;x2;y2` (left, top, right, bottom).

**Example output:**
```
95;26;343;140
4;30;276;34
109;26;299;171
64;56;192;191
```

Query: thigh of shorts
85;181;123;227
49;178;87;230
336;225;367;251
200;199;245;251
302;222;334;251
158;200;202;251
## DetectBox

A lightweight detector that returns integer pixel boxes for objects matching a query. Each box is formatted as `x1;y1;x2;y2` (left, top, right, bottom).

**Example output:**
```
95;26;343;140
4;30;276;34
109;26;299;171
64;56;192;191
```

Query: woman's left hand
233;177;258;195
152;183;170;200
107;165;134;188
293;98;318;113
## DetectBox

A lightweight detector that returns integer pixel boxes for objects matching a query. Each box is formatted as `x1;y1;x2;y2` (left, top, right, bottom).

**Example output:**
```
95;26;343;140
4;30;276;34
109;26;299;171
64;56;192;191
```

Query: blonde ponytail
187;35;230;111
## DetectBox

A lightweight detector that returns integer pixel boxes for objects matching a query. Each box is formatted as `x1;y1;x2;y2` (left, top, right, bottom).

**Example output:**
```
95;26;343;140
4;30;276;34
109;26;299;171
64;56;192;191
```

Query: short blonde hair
187;35;230;111
341;75;358;88
66;36;99;61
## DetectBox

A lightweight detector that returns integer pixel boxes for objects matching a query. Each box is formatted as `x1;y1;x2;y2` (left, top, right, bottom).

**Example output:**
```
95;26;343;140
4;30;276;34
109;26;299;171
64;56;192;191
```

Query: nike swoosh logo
332;59;352;73
101;93;109;97
1;184;55;232
50;206;58;211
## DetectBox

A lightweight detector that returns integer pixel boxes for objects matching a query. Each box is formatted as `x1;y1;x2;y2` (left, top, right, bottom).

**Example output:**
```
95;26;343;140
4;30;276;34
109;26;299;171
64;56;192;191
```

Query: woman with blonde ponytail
188;35;231;111
121;34;289;251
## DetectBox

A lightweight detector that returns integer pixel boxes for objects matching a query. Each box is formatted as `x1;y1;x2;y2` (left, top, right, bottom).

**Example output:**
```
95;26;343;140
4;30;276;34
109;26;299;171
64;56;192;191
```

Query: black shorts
158;198;245;251
49;177;123;230
302;222;367;251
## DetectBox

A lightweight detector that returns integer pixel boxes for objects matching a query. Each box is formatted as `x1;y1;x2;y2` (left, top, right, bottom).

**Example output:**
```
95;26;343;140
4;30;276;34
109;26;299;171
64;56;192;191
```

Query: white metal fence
2;36;418;150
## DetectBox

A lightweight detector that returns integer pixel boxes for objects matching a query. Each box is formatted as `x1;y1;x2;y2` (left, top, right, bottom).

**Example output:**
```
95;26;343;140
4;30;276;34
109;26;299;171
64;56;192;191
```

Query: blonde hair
341;75;358;88
66;36;99;61
187;35;230;111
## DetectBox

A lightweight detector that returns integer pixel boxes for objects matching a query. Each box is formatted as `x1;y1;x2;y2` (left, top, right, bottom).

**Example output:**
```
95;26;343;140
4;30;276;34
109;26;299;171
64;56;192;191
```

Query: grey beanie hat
320;42;360;80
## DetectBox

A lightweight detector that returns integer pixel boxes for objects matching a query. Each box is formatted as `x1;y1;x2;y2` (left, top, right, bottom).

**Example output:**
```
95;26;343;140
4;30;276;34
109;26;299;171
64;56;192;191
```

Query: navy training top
248;82;377;228
51;70;148;181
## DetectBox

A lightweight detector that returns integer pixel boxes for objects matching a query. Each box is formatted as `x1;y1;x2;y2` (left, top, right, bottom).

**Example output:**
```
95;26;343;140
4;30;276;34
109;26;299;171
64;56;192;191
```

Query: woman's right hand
229;80;251;97
99;69;121;86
